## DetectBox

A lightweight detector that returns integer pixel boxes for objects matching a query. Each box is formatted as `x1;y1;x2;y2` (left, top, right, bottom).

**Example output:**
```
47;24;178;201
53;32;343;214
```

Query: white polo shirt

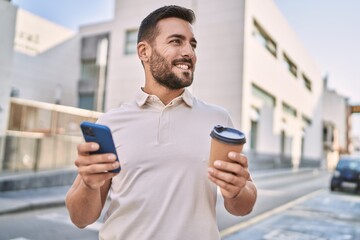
98;89;233;240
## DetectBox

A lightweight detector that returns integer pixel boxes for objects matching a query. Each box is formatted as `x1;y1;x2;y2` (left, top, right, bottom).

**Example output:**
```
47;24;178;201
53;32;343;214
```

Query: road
0;169;331;240
0;207;99;240
217;169;331;231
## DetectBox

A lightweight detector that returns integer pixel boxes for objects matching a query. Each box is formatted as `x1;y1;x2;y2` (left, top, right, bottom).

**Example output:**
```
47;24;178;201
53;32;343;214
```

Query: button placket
157;105;171;144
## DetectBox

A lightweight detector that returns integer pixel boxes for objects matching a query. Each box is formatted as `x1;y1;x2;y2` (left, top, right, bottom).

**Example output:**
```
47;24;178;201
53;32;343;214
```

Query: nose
181;42;196;60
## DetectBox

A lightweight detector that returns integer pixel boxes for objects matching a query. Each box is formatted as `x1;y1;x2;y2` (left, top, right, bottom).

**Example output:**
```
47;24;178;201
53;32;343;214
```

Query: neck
143;81;184;105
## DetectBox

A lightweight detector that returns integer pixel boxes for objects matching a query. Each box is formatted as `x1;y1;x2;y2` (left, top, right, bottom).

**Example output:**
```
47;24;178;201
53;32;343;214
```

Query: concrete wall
323;89;348;148
9;9;79;107
243;0;324;164
0;1;17;169
0;2;16;134
10;36;80;106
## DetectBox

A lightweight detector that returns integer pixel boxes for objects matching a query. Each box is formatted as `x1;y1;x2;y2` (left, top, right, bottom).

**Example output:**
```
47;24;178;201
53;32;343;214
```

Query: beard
149;49;194;90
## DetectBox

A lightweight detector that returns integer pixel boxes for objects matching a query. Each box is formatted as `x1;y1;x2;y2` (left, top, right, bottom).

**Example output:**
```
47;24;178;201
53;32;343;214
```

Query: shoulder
190;97;233;127
192;97;230;117
96;101;138;126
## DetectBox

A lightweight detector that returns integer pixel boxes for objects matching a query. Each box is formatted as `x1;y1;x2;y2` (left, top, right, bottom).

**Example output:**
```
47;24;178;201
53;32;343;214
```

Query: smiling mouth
175;64;191;70
173;58;193;71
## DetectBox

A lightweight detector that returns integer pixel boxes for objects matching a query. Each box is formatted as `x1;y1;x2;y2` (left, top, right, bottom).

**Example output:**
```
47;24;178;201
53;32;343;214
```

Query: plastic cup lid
210;125;246;145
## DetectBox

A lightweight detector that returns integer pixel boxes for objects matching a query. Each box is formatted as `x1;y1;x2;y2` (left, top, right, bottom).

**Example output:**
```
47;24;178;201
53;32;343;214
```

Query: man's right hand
75;142;120;190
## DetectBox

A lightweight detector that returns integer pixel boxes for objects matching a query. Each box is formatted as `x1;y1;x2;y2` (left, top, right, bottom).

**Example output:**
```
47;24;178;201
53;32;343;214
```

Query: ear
137;41;151;63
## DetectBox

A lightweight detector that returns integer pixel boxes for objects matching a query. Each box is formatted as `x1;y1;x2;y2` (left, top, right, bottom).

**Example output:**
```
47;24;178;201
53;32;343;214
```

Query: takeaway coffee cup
209;125;246;167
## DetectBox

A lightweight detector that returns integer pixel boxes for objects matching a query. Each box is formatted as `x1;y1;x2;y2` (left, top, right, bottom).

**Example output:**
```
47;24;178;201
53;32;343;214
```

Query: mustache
172;58;193;66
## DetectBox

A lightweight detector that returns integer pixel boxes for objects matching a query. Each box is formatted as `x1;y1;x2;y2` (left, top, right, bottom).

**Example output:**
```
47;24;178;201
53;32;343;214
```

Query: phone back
80;121;121;173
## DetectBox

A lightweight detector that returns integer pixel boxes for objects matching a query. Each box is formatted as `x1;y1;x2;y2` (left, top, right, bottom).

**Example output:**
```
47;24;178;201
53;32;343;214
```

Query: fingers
75;142;119;168
211;159;250;180
74;142;120;190
208;162;248;188
208;173;243;199
208;165;247;199
208;153;251;199
75;152;118;168
77;142;99;155
228;152;248;168
78;160;120;174
76;142;119;169
77;157;119;190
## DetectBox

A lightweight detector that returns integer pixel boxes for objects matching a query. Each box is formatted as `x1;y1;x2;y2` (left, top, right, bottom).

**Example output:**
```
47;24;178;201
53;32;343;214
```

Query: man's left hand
207;151;250;199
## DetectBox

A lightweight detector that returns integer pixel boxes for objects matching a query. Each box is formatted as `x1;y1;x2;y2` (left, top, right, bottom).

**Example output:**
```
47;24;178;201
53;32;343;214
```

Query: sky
11;0;360;137
12;0;115;30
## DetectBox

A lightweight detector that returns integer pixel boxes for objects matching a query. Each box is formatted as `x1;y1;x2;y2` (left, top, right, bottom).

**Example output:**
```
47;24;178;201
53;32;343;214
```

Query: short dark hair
137;5;196;44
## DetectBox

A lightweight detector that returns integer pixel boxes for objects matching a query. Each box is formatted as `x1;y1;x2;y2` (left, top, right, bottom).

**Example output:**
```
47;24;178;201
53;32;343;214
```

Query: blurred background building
0;0;355;173
322;78;352;169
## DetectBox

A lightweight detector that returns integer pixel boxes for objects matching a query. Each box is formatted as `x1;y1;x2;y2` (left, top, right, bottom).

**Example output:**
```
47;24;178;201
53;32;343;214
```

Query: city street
223;191;360;239
1;1;359;240
0;206;99;240
0;169;350;240
218;168;331;231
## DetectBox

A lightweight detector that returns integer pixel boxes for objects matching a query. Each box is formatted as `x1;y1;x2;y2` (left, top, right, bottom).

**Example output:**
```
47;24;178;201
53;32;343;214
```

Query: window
282;102;297;117
323;126;328;142
81;60;98;81
280;130;286;155
302;74;312;91
250;120;258;151
302;115;312;126
323;124;334;143
79;34;109;111
301;135;305;158
10;87;20;97
251;84;276;107
79;94;95;110
253;20;277;57
283;53;297;77
250;107;259;151
124;29;138;55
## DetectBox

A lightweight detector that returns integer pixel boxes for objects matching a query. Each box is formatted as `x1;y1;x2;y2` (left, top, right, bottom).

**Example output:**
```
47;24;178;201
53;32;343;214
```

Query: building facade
0;2;82;172
322;80;352;169
3;0;353;172
0;1;17;169
83;0;324;168
10;8;79;106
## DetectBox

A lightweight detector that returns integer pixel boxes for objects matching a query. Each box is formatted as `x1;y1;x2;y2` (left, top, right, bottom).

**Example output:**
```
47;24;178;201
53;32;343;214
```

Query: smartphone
80;121;121;173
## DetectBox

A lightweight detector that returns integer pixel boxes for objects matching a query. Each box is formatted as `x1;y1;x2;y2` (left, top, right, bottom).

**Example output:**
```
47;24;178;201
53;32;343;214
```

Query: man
66;5;257;239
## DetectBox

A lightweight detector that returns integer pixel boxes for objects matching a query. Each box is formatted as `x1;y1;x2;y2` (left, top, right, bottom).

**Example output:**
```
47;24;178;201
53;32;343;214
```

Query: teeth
176;64;189;70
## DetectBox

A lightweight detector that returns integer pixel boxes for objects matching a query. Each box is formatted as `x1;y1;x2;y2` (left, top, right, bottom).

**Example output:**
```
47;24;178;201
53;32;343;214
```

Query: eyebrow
168;34;197;45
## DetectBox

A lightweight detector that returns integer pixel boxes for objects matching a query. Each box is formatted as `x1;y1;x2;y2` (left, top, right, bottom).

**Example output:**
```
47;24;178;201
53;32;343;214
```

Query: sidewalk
0;168;75;215
0;185;70;214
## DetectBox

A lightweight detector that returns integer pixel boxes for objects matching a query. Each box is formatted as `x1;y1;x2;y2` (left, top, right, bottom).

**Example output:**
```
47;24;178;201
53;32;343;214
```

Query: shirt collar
135;88;194;107
181;88;194;107
135;88;149;107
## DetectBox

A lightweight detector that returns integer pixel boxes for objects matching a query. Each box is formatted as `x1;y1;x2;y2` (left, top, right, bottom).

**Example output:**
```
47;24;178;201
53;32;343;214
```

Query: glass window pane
282;102;297;117
283;53;297;77
253;20;277;57
79;94;95;110
125;29;138;55
251;84;276;107
302;74;312;91
81;60;98;80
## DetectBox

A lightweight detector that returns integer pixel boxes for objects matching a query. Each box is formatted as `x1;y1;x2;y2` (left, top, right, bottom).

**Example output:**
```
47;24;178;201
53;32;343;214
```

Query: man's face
149;17;197;90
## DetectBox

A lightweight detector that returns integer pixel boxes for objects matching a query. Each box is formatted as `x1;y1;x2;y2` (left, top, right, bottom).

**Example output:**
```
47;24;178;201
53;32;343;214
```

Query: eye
170;39;181;45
